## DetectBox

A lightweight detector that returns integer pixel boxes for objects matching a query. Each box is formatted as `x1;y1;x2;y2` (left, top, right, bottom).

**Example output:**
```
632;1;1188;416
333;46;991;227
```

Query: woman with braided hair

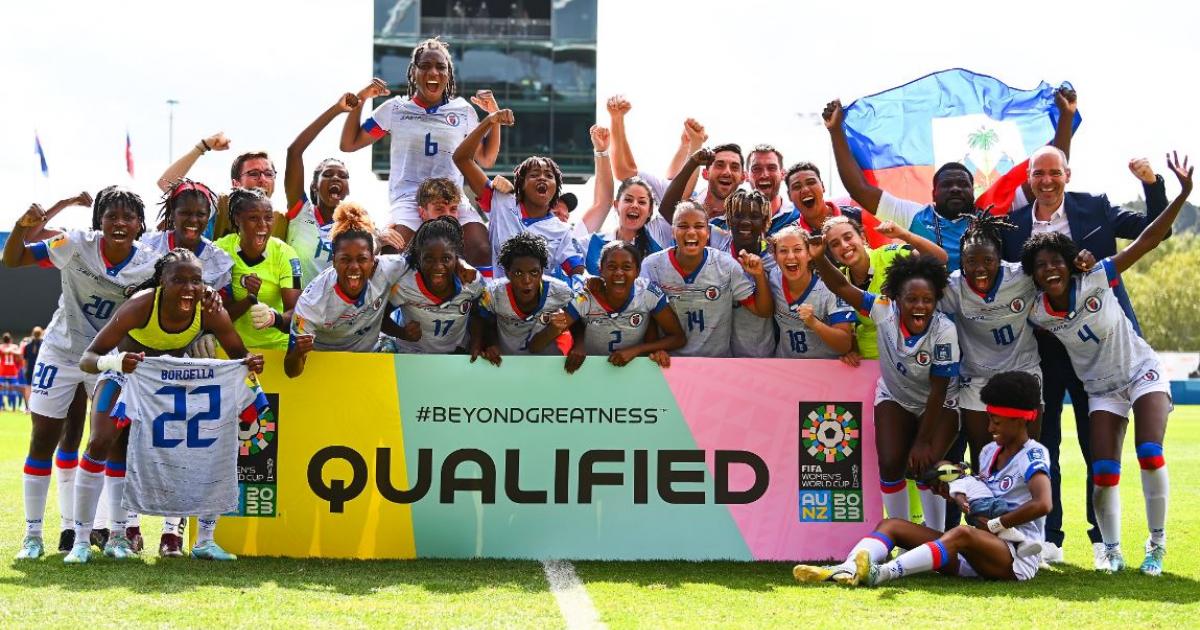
340;37;503;271
67;248;262;563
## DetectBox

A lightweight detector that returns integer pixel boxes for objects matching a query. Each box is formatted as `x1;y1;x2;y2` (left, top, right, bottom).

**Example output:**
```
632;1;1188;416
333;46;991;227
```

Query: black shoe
90;528;109;549
126;526;144;554
58;529;75;553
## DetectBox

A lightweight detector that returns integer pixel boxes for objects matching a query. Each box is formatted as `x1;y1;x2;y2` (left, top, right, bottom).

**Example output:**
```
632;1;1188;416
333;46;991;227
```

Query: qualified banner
216;351;883;561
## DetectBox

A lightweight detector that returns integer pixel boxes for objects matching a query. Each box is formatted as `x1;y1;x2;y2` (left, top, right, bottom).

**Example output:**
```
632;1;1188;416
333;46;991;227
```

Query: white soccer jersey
118;356;265;516
139;230;234;291
30;229;158;357
285;194;334;287
291;256;410;352
479;185;585;282
583;215;675;276
862;291;960;412
941;261;1039;378
479;276;575;355
769;269;856;359
728;244;776;358
565;277;669;356
364;96;479;205
388;270;485;354
1028;259;1159;396
640;247;756;358
978;438;1050;545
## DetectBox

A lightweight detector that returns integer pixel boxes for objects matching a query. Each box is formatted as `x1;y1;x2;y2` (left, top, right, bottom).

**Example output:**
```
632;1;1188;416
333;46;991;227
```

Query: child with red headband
794;371;1051;585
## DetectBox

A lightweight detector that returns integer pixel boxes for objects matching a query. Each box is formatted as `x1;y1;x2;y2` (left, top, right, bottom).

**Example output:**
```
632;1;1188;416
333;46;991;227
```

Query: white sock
55;450;78;531
196;515;219;544
834;532;894;572
22;469;52;537
878;540;951;583
95;481;111;530
163;517;183;537
880;479;910;521
1093;484;1122;547
105;471;127;533
71;467;105;543
127;511;141;528
918;485;946;532
1140;466;1169;546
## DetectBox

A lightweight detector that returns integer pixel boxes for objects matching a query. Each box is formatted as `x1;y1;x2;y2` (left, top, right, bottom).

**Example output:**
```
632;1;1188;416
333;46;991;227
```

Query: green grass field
0;407;1197;628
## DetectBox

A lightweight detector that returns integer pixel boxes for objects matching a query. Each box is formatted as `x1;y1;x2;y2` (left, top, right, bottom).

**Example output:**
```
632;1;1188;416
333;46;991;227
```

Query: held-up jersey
30;229;158;357
478;185;584;282
861;291;960;412
364;96;479;206
565;277;669;356
1028;259;1159;396
285;194;334;287
978;438;1051;544
118;356;268;516
640;247;755;357
388;270;486;354
478;277;575;355
139;230;234;291
940;261;1039;378
291;256;410;352
769;269;856;359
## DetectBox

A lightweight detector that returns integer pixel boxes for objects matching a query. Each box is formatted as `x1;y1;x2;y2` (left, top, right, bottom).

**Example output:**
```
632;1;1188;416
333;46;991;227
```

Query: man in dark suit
1002;146;1168;567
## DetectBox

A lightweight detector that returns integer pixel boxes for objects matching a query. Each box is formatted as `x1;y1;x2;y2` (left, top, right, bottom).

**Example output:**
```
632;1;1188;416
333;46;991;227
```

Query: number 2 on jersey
152;385;222;449
607;330;623;353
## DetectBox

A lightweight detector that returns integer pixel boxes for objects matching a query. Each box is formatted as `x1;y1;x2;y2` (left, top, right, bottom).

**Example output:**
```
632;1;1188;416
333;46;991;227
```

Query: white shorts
955;538;1040;581
27;344;98;419
1088;362;1173;418
874;377;959;416
389;195;483;231
958;369;1043;412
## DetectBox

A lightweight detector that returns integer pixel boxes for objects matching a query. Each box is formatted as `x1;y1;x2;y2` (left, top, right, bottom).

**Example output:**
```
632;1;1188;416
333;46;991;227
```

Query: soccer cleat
1097;546;1125;574
14;536;44;560
103;534;137;559
126;526;144;553
862;562;885;587
191;541;237;561
63;541;91;564
1040;541;1064;564
852;549;871;586
828;566;857;584
1139;540;1166;577
158;534;184;558
792;564;835;583
90;527;110;550
57;529;76;553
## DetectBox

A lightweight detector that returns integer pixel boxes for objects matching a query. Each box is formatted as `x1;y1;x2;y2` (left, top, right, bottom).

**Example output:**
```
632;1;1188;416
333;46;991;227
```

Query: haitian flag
843;68;1081;214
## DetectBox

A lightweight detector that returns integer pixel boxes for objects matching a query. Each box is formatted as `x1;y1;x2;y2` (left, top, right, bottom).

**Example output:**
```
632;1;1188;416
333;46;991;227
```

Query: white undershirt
1031;198;1069;236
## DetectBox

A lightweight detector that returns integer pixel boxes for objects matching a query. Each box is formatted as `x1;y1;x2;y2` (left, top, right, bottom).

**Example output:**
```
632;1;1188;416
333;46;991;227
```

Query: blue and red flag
34;132;48;177
843;68;1081;214
125;131;135;178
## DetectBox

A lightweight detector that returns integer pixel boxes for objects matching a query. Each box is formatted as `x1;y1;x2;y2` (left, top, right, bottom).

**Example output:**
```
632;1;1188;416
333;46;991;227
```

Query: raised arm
339;78;392;153
606;95;638;181
1116;158;1171;239
452;109;515;197
875;221;949;263
659;149;712;224
20;192;92;242
469;90;502;168
157;132;230;193
1022;87;1077;202
578;125;614;234
824;99;883;213
807;235;868;310
4;205;51;268
286;93;358;209
1111;152;1193;274
666;118;707;180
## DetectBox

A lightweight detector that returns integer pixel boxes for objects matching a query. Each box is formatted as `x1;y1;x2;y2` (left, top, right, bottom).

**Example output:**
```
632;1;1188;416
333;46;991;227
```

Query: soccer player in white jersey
583;177;674;275
339;38;503;271
68;249;262;563
286;203;412;377
3;187;158;560
1023;153;1192;575
811;239;960;531
722;190;778;358
794;371;1052;585
640;202;773;358
453;109;585;284
767;227;854;359
557;241;685;373
475;233;577;362
282;91;367;286
385;217;486;354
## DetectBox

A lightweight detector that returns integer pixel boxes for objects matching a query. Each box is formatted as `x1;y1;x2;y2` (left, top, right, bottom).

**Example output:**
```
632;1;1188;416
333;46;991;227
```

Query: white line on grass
541;559;607;630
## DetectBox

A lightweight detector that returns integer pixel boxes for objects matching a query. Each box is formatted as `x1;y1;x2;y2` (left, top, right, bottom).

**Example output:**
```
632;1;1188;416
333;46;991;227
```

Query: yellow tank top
129;287;203;351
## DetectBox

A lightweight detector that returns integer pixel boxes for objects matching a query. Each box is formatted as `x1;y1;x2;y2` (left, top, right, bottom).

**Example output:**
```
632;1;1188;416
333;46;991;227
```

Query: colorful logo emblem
704;286;721;301
1009;297;1026;313
446;113;460;126
1084;296;1102;312
801;404;860;463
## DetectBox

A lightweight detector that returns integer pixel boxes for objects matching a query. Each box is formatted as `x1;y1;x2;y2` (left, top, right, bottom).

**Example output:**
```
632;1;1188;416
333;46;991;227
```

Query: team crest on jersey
934;343;952;362
1143;370;1160;382
997;475;1015;492
371;296;385;311
459;301;472;314
704;286;721;301
538;312;552;325
629;313;644;327
915;350;931;366
445;112;461;127
1009;297;1026;313
123;285;139;297
1084;296;1102;312
1027;448;1045;462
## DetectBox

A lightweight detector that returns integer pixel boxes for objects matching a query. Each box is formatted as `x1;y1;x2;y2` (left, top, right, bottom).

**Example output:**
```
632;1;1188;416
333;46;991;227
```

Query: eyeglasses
241;169;277;179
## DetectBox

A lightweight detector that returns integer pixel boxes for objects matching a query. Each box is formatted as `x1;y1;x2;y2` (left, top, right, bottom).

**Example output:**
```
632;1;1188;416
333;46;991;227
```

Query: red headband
986;405;1037;421
170;180;215;202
